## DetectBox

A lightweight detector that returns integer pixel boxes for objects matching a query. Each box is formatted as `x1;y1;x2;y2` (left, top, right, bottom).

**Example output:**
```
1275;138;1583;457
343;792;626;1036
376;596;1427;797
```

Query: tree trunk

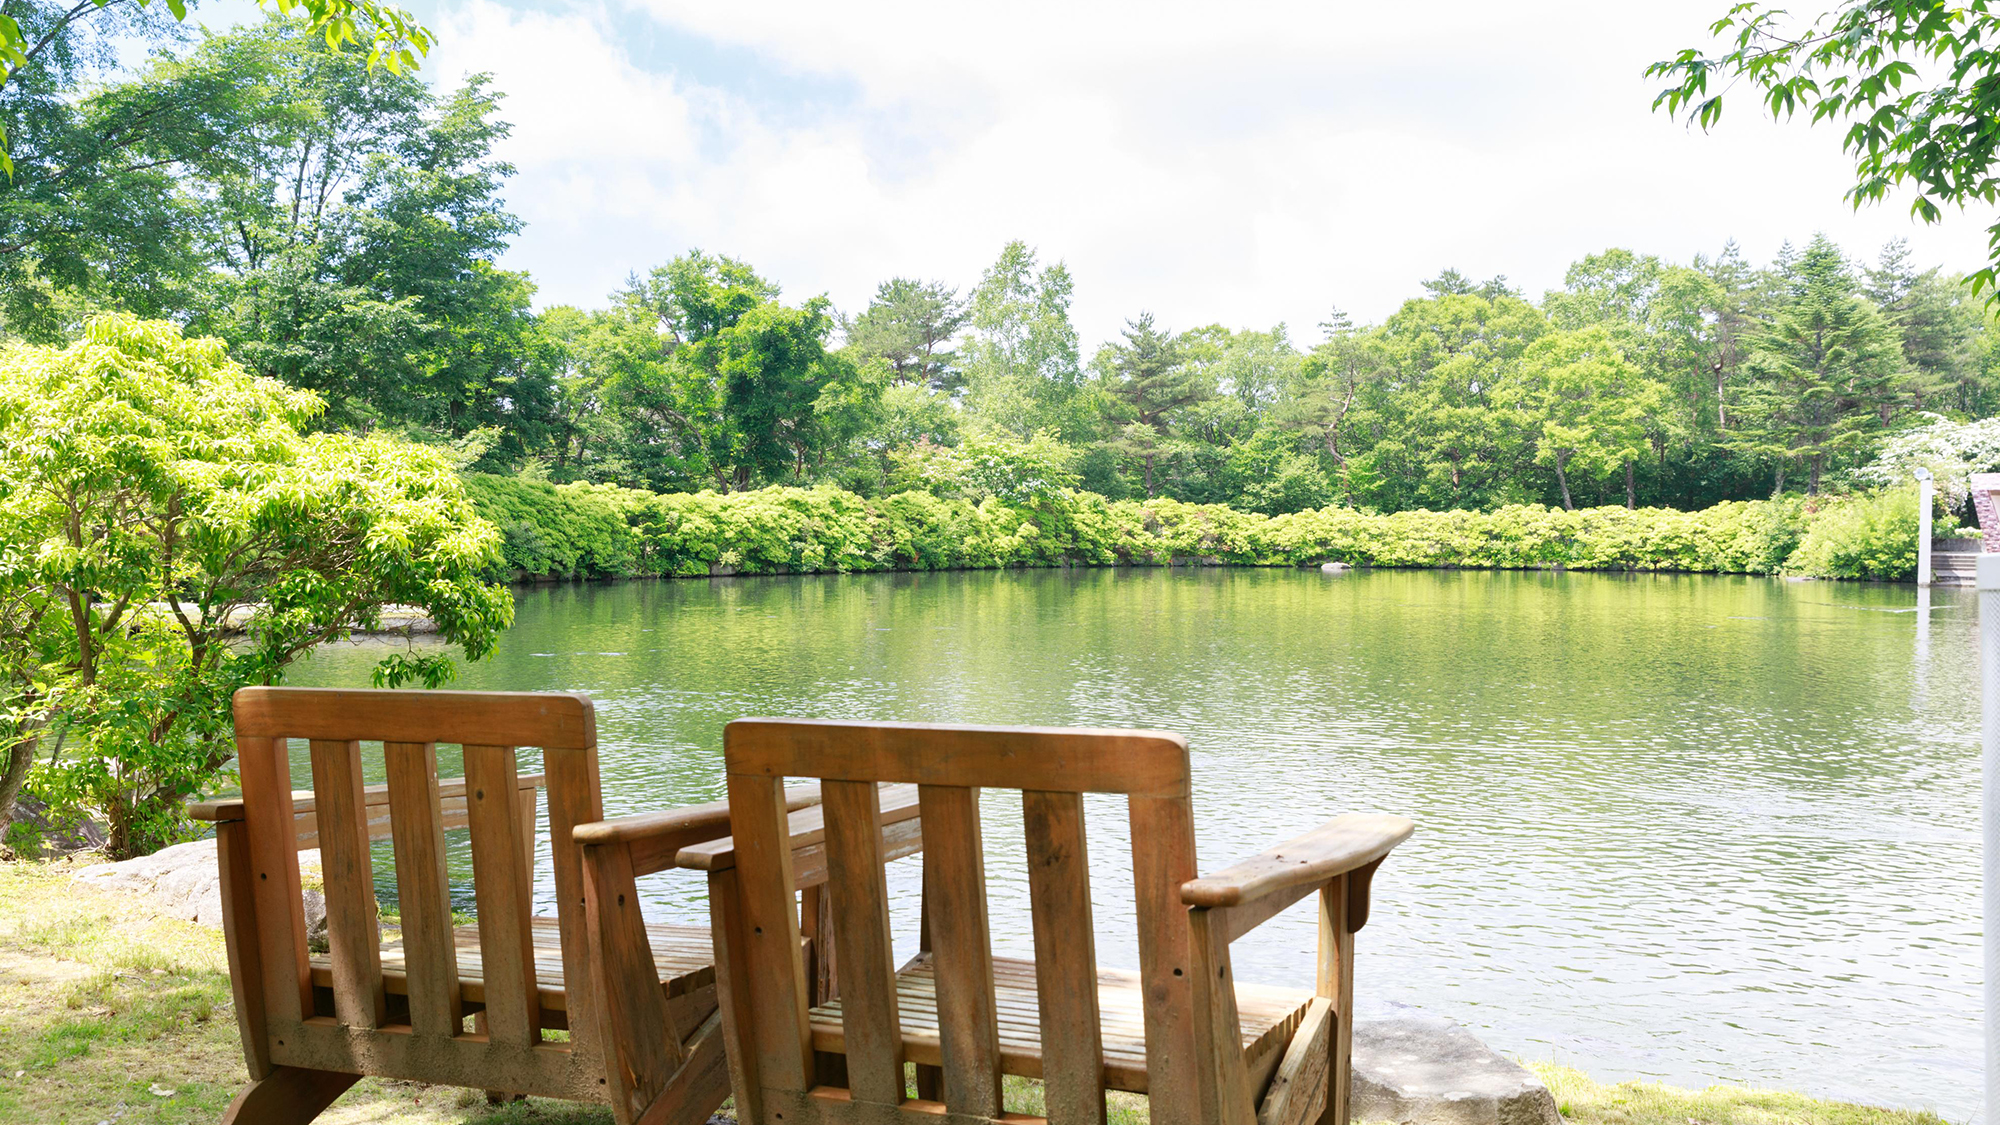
1143;454;1155;498
1808;454;1823;496
0;733;34;842
1554;451;1574;511
1624;461;1636;509
1773;463;1786;498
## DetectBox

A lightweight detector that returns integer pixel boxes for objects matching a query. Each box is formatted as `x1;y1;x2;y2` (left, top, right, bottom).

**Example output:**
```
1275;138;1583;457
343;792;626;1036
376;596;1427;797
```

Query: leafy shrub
465;473;1880;581
1783;489;1919;580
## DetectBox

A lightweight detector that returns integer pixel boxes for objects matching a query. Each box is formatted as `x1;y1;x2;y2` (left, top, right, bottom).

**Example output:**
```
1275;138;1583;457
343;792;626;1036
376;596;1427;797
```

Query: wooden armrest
1181;813;1413;908
188;799;244;823
572;782;825;877
674;783;922;877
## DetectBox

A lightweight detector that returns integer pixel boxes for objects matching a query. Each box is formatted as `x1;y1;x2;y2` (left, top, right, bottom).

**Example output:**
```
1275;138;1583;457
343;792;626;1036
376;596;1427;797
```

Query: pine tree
1736;235;1904;494
1103;314;1210;497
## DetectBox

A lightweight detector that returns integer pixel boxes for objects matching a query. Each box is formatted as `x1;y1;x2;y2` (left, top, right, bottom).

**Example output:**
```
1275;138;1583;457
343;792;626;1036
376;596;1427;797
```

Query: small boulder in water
1320;561;1351;574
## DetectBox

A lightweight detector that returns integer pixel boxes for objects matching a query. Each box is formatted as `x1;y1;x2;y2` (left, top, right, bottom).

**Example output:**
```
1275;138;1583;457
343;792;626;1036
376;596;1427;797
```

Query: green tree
1353;282;1548;510
0;0;434;176
1507;327;1664;509
962;241;1087;439
1098;313;1212;497
1864;238;1990;413
0;0;236;340
1649;0;2000;298
0;316;511;855
843;278;969;395
620;251;863;490
1735;236;1905;494
177;23;539;453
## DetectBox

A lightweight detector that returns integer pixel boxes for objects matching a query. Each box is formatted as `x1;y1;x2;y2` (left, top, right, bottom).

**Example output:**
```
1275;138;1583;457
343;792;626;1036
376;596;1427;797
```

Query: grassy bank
464;475;1927;584
1;860;1952;1125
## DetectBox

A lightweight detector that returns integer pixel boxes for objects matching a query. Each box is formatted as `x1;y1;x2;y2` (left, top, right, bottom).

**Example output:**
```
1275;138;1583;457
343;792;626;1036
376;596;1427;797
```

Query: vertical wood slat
237;734;311;1031
723;770;814;1100
914;851;942;1103
542;745;605;1064
1023;789;1106;1125
307;739;385;1029
1189;907;1256;1125
463;745;538;1047
1129;791;1201;1125
383;740;462;1037
821;780;904;1106
213;818;275;1079
514;784;538;873
583;838;678;1119
706;868;766;1125
916;784;1002;1118
1314;875;1355;1125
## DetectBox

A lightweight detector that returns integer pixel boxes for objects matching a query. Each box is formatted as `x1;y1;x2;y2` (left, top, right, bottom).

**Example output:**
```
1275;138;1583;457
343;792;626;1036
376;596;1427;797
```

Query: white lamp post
1915;467;1934;588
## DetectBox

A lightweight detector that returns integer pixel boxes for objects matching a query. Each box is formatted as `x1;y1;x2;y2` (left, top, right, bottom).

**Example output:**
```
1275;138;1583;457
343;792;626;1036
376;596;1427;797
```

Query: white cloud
411;0;1998;346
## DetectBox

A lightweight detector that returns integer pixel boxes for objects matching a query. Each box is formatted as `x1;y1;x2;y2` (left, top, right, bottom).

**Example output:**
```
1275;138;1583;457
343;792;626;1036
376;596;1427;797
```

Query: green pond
288;568;1981;1117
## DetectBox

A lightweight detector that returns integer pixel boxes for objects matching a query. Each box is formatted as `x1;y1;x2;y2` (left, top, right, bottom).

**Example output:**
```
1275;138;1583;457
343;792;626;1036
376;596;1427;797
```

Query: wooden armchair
681;718;1412;1125
190;687;819;1125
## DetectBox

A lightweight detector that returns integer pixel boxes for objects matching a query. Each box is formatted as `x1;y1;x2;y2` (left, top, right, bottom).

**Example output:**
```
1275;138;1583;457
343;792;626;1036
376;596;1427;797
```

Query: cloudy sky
205;0;1993;347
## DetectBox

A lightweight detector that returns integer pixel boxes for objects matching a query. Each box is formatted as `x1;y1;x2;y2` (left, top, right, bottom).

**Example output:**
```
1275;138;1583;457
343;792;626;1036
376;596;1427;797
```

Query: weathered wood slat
584;837;680;1120
542;745;604;1066
726;719;1189;796
1316;877;1355;1125
820;780;904;1106
236;731;312;1031
308;739;386;1029
234;687;594;748
803;955;1311;1095
383;740;462;1039
721;771;814;1097
1128;792;1201;1125
917;785;1003;1118
463;745;539;1048
674;783;921;873
1023;790;1105;1125
1180;814;1413;909
1188;907;1256;1125
192;774;547;831
1257;997;1330;1125
307;917;714;1010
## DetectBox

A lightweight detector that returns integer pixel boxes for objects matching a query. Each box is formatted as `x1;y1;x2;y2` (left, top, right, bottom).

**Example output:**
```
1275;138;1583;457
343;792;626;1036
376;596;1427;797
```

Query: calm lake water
288;568;1983;1118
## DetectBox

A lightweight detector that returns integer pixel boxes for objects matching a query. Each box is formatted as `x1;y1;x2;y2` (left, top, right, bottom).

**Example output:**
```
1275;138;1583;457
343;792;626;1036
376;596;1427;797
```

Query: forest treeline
8;14;1996;516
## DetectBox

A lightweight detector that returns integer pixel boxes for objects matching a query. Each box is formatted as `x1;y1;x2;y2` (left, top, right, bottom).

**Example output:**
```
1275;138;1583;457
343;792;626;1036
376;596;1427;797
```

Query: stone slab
1353;1004;1560;1125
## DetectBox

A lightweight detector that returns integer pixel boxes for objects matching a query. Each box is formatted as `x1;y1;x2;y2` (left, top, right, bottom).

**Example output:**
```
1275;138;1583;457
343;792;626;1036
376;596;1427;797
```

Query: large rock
73;838;326;938
1353;1005;1560;1125
5;792;108;858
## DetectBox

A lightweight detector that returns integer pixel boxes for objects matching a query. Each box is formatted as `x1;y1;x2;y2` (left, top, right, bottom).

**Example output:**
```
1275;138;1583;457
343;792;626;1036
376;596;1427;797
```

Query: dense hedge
463;475;1927;582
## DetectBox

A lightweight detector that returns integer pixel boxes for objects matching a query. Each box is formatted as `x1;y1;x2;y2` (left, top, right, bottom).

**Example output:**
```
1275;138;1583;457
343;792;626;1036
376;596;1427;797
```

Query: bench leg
220;1065;359;1125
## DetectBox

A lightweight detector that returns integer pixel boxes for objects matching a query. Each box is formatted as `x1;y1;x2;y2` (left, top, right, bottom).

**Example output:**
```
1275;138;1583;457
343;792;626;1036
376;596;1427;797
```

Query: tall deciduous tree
619;251;863;491
1508;327;1664;509
963;241;1087;439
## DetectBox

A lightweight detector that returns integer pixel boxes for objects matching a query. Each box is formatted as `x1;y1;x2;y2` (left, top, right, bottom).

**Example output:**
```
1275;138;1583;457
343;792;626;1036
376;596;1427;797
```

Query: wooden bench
190;687;823;1125
673;718;1413;1125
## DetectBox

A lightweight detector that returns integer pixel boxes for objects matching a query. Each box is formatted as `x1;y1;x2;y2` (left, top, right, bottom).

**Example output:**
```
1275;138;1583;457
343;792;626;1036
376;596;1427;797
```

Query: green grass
1532;1063;1954;1125
0;858;1958;1125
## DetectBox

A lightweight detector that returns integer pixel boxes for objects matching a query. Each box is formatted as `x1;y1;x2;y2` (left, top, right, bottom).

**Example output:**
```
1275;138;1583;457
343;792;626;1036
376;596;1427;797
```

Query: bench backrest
230;686;606;1094
717;718;1207;1125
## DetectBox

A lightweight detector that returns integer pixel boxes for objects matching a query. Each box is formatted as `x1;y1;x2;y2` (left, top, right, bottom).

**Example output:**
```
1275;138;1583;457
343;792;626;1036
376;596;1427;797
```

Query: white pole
1919;476;1935;588
1981;551;2000;1119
